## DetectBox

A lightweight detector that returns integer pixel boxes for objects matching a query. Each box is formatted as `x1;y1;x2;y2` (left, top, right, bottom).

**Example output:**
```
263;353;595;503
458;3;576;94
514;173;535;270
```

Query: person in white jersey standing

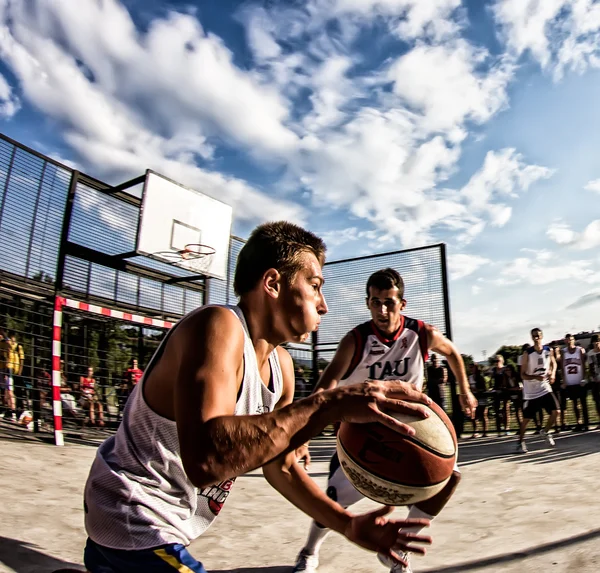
293;268;477;573
561;333;588;431
81;222;434;573
587;334;600;423
517;328;559;453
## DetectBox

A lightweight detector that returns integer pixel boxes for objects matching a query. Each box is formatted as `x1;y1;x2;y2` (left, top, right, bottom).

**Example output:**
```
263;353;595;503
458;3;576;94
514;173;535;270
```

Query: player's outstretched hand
295;442;311;471
327;380;432;436
459;390;478;419
344;505;431;565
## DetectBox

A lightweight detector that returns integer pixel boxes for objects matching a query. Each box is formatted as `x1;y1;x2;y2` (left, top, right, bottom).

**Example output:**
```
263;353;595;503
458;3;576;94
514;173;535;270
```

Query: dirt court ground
0;424;599;573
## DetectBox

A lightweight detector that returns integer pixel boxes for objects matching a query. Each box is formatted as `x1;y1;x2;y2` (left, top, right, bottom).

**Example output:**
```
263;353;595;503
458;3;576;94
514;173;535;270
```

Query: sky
0;0;599;360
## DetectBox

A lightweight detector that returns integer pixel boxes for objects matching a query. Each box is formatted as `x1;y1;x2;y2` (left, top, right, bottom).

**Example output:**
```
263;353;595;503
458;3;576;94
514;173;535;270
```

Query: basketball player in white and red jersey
293;268;477;573
80;223;433;573
587;334;600;422
517;328;559;453
561;334;589;431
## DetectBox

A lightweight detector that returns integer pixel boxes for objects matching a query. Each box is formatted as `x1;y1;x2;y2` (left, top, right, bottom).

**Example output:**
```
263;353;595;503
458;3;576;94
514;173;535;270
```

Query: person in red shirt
125;359;143;387
79;367;104;427
117;359;144;419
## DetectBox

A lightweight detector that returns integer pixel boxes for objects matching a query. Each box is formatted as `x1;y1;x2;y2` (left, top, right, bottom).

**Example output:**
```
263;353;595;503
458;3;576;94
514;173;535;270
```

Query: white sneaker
377;552;413;573
516;441;528;453
293;550;319;573
540;429;555;446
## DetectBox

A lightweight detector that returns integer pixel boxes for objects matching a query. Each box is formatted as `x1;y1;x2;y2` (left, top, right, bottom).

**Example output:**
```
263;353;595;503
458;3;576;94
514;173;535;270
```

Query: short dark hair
530;328;542;336
565;333;573;339
233;221;326;296
521;343;531;352
366;268;404;298
592;334;599;343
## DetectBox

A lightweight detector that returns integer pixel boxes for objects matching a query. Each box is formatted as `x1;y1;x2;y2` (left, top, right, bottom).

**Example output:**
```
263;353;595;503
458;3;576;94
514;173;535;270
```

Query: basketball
336;401;457;506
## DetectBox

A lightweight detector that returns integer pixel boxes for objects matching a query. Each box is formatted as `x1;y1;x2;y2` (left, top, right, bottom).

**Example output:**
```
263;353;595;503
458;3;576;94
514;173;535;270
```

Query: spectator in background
0;328;16;421
426;354;447;411
118;359;144;419
490;355;511;436
552;344;566;432
79;367;104;427
504;363;523;428
60;360;83;426
587;334;600;425
8;332;26;419
467;363;489;437
561;334;588;431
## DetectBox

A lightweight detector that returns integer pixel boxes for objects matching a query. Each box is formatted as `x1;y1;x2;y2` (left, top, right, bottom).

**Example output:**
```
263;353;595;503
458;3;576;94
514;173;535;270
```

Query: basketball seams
337;438;452;489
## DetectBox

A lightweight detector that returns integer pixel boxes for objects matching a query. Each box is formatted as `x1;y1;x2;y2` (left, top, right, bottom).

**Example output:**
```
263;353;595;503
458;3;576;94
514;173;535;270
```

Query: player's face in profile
366;286;405;334
279;251;328;342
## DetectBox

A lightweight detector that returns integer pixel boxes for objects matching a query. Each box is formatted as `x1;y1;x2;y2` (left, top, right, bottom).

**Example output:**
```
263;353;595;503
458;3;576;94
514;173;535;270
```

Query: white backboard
137;171;232;280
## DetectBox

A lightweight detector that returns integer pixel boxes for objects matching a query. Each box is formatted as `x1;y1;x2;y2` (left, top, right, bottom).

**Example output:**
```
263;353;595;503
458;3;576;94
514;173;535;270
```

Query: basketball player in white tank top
293;268;477;573
81;222;433;573
517;328;559;453
561;333;589;431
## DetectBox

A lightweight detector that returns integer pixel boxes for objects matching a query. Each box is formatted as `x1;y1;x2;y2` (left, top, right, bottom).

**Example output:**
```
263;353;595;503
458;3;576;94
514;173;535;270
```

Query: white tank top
339;317;428;390
522;345;553;400
563;347;584;385
84;305;283;550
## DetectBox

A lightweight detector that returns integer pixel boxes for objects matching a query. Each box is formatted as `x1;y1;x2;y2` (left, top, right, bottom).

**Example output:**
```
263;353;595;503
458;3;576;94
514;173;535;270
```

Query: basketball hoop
152;244;216;276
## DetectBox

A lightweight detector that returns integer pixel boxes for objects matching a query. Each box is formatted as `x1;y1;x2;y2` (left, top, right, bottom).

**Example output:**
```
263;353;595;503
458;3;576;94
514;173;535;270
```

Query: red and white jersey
339;316;429;391
563;347;584;385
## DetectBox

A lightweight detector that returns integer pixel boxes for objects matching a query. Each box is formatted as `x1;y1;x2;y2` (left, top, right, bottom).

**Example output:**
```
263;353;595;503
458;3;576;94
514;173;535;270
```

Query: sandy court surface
0;423;599;573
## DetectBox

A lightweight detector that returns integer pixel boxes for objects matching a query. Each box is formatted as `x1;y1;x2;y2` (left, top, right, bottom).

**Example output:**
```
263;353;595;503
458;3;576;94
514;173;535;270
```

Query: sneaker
293;550;319;573
377;552;412;573
516;441;528;453
540;430;555;446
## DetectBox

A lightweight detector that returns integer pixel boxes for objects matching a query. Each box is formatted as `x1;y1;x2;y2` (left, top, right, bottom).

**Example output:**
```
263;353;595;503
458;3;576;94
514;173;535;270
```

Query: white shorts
1;371;14;393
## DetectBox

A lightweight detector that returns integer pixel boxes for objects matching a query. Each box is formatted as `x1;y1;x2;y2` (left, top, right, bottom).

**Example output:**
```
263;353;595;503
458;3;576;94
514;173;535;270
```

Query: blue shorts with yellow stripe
84;537;207;572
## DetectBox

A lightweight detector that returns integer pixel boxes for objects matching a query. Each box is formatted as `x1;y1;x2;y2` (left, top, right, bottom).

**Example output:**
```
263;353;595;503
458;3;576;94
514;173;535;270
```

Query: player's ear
365;296;369;308
263;268;282;299
400;298;407;310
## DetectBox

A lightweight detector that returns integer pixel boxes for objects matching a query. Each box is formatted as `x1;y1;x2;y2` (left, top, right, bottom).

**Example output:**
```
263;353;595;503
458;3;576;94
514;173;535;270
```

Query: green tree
490;345;523;367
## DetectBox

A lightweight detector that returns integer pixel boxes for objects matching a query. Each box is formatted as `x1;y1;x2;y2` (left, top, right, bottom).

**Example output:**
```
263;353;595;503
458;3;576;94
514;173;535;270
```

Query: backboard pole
55;170;80;293
439;243;453;341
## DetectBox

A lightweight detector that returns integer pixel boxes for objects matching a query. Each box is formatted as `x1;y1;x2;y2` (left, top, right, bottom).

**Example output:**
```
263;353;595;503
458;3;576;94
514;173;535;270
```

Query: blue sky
0;0;600;358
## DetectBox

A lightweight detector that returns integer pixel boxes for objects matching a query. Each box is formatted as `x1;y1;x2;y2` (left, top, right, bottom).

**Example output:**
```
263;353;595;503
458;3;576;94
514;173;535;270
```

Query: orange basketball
336;401;457;506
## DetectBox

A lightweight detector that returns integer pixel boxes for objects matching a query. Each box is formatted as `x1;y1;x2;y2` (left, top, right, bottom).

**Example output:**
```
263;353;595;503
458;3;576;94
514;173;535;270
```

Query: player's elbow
182;456;227;489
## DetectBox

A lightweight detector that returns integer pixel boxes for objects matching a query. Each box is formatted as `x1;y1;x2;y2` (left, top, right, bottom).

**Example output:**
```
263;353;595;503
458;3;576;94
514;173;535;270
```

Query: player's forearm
263;460;352;534
446;351;469;394
188;392;336;487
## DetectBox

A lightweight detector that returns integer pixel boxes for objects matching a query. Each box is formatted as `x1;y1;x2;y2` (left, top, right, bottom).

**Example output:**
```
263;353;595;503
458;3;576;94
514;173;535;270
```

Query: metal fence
313;244;450;370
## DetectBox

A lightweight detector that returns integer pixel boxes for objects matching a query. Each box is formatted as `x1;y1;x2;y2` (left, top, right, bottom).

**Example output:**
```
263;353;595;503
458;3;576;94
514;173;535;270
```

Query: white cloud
584;178;600;193
497;256;600;286
388;40;513;136
0;0;304;223
493;0;600;80
547;220;577;245
546;219;600;250
448;253;491;280
0;0;553;248
0;72;19;117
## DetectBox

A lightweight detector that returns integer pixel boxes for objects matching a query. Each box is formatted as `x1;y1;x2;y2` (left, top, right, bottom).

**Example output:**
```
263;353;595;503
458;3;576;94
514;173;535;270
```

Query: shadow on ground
421;527;600;572
208;565;292;573
457;428;599;467
0;536;84;573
